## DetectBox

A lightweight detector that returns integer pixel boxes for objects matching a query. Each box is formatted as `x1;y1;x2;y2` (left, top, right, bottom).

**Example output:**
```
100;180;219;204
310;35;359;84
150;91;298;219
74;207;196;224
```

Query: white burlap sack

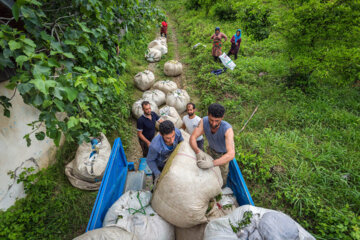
134;70;155;91
159;106;183;129
65;133;111;190
151;131;223;228
148;40;163;49
155;37;167;46
74;226;137;240
103;190;175;240
164;60;183;77
153;80;178;94
145;48;162;62
143;89;166;106
219;53;236;70
206;187;239;220
204;205;315;240
152;44;168;55
166;89;190;114
132;99;159;119
175;223;207;240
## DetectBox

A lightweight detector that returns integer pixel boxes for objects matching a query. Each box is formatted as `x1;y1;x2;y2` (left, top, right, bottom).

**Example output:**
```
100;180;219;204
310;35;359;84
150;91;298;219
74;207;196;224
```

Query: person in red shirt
161;20;168;38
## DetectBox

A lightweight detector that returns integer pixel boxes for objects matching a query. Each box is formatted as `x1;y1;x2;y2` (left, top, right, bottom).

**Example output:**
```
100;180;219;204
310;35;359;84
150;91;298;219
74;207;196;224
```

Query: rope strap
127;192;149;215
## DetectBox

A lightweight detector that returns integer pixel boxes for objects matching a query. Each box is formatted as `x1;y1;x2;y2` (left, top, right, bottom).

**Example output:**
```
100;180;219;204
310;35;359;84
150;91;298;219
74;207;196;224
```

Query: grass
159;0;360;239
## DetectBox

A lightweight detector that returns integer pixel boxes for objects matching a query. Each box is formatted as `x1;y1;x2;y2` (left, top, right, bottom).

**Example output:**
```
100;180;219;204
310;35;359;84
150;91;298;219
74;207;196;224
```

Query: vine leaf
67;116;79;129
30;78;46;94
64;87;78;103
12;3;20;22
21;38;36;48
32;64;51;78
8;40;22;51
16;55;29;68
35;132;45;140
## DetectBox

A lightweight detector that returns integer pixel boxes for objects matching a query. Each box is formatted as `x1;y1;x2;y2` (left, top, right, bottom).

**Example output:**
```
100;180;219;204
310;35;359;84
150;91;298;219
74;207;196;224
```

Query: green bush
209;2;237;21
236;0;271;41
276;0;360;87
0;0;164;146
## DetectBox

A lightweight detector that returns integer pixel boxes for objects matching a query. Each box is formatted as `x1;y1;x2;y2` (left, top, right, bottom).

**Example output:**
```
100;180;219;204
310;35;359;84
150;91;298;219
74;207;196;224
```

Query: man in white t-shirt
182;103;204;151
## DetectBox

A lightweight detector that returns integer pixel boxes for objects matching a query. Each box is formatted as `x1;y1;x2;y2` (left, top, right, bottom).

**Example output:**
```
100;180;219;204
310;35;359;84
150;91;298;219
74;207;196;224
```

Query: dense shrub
236;0;271;41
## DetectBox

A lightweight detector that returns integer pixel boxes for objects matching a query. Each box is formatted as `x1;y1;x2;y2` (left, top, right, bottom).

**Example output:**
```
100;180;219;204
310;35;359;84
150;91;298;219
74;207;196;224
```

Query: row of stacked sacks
76;131;315;239
133;60;183;90
145;37;168;62
132;71;188;126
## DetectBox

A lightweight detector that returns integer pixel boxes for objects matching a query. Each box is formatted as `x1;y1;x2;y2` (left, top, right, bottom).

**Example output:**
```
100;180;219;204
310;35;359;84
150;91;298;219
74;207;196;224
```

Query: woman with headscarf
211;27;227;62
228;29;242;60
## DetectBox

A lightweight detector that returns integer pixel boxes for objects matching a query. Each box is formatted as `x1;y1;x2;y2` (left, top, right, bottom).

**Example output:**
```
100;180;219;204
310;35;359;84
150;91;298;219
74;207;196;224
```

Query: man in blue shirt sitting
146;120;184;184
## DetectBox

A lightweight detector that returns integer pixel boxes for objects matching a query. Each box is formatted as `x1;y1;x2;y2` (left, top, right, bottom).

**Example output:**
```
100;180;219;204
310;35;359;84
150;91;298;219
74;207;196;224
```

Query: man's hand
147;141;151;147
153;175;160;190
197;158;214;169
196;151;207;162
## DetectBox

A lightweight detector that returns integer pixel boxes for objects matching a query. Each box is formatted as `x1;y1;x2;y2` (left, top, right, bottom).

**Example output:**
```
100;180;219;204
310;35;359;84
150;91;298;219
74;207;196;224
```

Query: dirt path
124;63;157;167
125;20;188;177
169;22;186;89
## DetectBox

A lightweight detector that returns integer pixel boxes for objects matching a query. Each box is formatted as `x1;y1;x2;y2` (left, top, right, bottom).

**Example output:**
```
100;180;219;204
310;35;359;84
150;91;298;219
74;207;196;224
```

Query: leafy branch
0;0;165;146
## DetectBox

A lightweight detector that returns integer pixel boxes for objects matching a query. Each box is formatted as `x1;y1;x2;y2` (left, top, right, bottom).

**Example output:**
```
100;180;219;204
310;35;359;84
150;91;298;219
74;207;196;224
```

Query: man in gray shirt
181;103;204;151
190;103;235;186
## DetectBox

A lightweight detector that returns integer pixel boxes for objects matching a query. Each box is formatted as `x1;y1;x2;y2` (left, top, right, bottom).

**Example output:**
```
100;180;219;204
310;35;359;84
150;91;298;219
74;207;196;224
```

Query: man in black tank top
189;103;235;187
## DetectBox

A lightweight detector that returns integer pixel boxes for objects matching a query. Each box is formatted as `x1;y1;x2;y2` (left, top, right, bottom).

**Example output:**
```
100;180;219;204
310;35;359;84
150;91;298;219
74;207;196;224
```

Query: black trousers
139;138;151;157
227;50;238;60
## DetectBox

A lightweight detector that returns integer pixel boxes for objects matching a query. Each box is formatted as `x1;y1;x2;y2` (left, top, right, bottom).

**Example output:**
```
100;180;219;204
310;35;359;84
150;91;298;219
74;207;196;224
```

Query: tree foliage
0;0;164;146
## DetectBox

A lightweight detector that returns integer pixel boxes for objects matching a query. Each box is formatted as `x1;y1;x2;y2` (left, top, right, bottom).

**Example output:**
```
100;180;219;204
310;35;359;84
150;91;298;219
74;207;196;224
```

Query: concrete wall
0;80;61;210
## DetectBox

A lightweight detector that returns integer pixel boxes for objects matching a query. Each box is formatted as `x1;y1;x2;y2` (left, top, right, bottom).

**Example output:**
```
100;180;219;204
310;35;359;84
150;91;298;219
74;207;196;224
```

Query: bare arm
223;33;228;42
213;128;235;166
137;131;151;146
190;119;205;154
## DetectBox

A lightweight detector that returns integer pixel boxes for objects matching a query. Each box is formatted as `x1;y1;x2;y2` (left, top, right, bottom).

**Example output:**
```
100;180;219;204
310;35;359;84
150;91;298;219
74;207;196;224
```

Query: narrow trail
169;22;186;90
125;23;186;169
124;62;157;167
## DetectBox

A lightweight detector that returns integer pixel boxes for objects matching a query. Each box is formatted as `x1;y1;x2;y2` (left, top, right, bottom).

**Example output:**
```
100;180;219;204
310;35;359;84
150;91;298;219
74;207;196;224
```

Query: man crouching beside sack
146;120;184;187
190;103;235;187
